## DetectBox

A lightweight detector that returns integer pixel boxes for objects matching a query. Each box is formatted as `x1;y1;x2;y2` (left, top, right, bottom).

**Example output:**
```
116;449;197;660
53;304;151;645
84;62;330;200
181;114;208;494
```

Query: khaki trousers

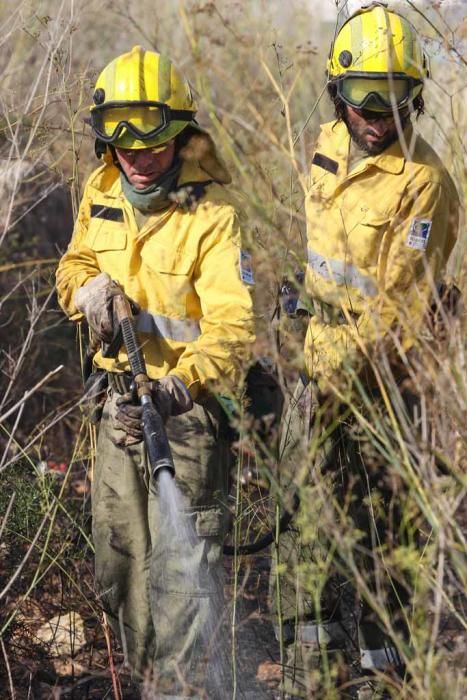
271;379;412;697
92;387;232;695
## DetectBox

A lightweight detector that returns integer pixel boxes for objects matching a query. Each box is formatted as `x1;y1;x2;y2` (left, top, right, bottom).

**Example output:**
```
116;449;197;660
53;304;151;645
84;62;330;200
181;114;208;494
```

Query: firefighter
56;47;255;696
272;4;459;698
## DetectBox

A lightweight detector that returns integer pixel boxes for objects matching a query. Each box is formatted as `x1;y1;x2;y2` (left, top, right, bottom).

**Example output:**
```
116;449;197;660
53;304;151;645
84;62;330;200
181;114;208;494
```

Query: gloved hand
113;376;193;445
74;272;122;342
152;375;193;420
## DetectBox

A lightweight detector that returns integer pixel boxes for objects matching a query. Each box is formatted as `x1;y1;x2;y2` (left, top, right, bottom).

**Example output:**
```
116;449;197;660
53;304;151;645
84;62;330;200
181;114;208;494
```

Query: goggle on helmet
327;3;429;114
89;46;197;150
336;75;423;113
90;95;195;145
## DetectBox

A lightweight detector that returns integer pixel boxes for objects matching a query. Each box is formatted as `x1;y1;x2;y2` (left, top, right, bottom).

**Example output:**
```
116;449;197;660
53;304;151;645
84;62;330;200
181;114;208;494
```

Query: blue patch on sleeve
239;250;255;285
406;219;432;250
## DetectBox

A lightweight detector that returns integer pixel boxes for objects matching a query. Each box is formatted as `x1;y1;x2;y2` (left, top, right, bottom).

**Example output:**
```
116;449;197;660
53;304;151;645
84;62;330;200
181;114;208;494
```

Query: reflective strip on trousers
307;247;377;297
297;621;349;649
360;645;402;670
273;620;295;645
136;311;201;342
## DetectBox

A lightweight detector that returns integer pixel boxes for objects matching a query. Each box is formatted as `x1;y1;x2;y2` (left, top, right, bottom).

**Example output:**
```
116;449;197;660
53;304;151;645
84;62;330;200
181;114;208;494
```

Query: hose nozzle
152;460;175;480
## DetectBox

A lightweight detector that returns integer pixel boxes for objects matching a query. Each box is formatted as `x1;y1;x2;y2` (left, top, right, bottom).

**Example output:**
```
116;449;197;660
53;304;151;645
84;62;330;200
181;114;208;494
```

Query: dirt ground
0;462;282;699
223;554;281;700
1;470;465;699
3;554;281;700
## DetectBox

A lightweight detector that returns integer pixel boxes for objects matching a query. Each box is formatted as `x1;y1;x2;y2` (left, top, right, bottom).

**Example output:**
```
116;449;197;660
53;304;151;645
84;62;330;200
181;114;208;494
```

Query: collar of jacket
322;119;412;179
97;127;231;202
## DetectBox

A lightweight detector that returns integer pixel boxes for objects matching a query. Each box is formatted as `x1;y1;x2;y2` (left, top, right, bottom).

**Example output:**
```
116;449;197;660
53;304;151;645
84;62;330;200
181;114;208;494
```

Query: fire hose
103;292;174;479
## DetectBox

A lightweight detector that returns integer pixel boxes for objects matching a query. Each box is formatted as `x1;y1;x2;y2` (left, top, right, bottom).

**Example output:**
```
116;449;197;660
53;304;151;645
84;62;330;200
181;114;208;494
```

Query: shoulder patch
90;205;124;222
406;218;432;250
312;152;339;175
239;250;255;285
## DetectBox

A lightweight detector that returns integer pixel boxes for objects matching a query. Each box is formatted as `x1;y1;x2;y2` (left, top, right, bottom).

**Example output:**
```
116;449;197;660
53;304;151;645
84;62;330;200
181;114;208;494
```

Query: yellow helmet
90;46;197;149
327;3;429;112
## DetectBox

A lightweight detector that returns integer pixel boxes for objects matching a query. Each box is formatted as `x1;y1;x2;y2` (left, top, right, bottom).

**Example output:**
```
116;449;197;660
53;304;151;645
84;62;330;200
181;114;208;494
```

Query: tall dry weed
0;1;465;697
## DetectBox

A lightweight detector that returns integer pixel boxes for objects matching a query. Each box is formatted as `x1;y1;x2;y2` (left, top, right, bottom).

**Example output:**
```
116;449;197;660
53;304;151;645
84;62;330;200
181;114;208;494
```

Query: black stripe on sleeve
312;152;339;175
90;205;124;222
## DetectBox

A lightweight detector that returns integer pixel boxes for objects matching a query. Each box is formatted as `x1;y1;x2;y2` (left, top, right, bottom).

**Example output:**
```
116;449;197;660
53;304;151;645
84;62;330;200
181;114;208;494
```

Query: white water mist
157;469;231;699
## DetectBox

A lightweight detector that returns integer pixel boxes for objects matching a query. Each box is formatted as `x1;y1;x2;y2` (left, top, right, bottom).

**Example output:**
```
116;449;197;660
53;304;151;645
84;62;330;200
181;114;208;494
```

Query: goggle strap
165;109;195;121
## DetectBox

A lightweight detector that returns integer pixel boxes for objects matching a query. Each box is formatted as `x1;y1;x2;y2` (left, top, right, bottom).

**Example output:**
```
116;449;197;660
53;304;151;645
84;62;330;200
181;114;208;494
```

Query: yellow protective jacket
56;136;255;399
304;119;459;383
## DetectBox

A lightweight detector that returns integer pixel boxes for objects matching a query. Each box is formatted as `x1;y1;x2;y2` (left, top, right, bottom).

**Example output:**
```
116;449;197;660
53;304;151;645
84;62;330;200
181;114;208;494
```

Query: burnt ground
0;554;281;700
223;554;281;700
0;467;465;699
0;463;282;700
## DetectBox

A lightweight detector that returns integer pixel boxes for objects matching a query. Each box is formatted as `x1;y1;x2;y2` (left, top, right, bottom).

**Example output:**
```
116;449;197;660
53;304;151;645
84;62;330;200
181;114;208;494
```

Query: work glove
112;376;193;446
74;272;122;343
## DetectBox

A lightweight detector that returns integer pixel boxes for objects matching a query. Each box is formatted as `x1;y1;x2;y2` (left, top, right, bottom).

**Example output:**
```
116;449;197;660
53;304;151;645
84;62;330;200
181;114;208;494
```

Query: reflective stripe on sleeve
307;247;377;297
360;645;402;670
136;311;201;342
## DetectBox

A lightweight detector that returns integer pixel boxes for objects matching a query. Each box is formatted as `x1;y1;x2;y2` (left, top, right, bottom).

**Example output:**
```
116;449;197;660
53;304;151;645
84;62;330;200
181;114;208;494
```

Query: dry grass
0;1;465;698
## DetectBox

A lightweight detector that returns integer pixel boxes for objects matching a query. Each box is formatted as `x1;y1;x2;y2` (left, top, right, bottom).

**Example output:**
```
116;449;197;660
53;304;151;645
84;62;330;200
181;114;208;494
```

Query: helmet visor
338;78;413;111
